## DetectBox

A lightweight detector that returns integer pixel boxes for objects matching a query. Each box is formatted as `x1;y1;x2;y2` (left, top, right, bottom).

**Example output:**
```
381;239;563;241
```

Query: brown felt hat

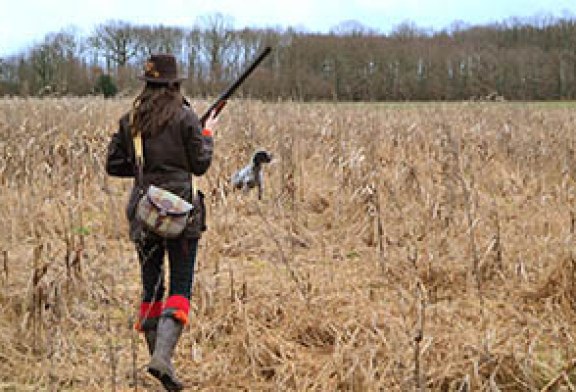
138;54;186;84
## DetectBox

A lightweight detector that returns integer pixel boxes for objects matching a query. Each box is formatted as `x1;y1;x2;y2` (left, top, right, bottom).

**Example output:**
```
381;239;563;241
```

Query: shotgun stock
200;46;272;125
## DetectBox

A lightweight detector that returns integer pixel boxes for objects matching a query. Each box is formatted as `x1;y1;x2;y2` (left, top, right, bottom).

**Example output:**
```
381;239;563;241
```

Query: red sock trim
164;295;190;314
139;301;164;319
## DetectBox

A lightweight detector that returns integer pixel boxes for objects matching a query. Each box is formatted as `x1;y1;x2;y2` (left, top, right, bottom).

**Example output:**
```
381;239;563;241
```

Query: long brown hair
132;83;183;137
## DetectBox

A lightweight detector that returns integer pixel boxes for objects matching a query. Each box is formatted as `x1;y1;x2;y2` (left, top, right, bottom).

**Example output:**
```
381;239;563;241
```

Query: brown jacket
105;104;213;240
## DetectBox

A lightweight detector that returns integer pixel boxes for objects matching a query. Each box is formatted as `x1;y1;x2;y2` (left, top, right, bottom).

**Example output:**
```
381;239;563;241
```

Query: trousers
134;235;199;330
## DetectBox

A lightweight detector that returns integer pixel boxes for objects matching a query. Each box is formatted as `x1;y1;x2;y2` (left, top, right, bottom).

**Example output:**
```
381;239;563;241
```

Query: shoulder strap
181;104;198;202
190;174;198;202
130;110;144;186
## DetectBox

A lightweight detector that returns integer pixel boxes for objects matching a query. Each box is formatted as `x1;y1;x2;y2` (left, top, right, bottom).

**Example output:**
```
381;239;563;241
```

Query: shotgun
200;46;272;125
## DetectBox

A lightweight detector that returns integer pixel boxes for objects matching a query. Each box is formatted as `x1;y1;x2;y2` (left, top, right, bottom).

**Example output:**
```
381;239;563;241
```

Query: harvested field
1;98;576;391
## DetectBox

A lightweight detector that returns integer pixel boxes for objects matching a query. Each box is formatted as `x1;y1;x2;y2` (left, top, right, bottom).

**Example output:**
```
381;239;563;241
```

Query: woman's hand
204;109;219;133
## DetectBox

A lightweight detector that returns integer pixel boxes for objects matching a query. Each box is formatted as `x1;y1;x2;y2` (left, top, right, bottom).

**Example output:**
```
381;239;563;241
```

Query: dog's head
253;150;272;166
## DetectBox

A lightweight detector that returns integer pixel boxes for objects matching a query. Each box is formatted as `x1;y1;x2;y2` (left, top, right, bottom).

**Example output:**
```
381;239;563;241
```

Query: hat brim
138;75;187;84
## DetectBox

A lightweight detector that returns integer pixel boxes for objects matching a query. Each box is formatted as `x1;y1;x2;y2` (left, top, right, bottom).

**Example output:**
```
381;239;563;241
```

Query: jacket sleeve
105;115;135;177
183;110;213;176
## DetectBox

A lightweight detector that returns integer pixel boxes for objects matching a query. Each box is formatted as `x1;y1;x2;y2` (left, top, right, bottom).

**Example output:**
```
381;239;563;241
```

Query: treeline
1;14;576;100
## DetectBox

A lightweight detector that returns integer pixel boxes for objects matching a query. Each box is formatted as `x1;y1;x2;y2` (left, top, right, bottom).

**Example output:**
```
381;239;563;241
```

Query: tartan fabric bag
136;185;193;238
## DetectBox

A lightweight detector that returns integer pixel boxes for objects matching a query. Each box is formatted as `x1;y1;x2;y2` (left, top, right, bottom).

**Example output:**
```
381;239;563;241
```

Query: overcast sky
1;0;575;56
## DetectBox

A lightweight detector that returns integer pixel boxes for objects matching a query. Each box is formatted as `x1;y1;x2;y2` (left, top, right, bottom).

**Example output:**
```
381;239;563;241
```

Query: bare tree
90;20;141;70
136;25;185;58
195;13;236;88
27;30;81;93
0;56;21;95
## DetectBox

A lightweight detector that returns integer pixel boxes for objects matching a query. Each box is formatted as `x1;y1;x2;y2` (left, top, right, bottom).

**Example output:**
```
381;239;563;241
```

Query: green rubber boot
148;316;184;391
144;329;157;356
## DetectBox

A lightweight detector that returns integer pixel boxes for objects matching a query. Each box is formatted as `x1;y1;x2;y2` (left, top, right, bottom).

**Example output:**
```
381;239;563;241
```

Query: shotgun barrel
200;46;272;125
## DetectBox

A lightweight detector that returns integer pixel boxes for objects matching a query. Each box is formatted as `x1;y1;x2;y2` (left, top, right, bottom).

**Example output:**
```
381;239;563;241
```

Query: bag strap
130;109;144;187
190;174;198;202
182;98;198;201
180;109;198;202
